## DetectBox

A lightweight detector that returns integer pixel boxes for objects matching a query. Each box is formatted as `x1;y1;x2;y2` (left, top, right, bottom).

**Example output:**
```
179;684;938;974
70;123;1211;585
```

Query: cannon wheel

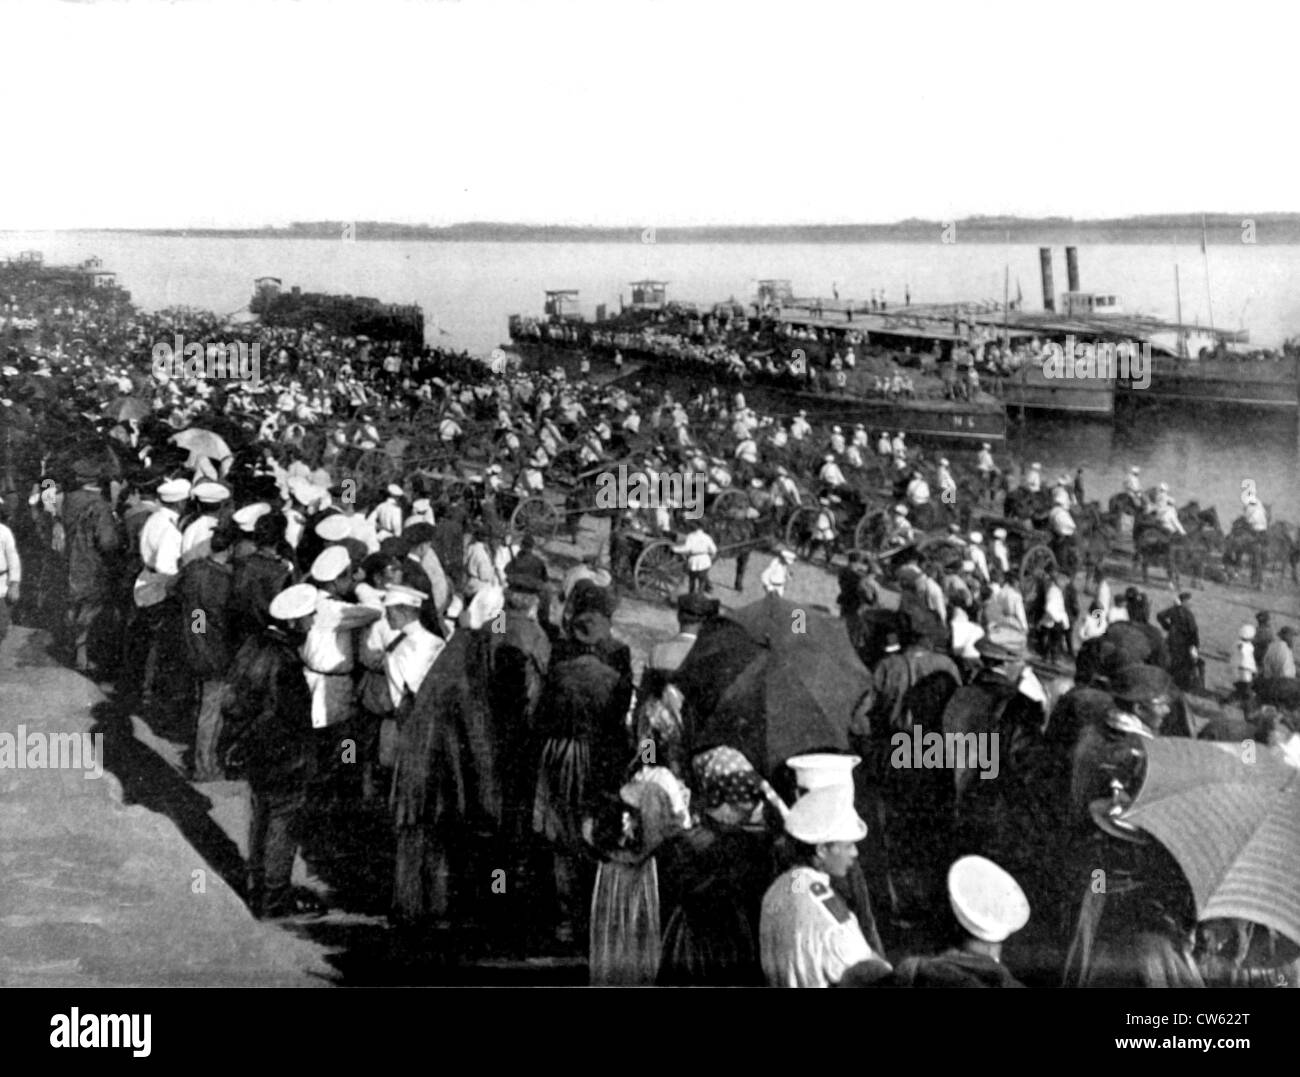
510;495;561;539
710;489;755;546
354;449;392;491
854;509;889;552
1019;543;1057;589
634;539;688;603
784;504;823;557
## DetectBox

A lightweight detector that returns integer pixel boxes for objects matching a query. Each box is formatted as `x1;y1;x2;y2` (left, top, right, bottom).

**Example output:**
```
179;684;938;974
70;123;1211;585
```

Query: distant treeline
63;214;1300;244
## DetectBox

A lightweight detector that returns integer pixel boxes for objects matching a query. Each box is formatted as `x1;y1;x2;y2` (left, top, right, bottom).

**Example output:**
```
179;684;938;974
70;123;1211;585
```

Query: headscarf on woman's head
692;746;763;813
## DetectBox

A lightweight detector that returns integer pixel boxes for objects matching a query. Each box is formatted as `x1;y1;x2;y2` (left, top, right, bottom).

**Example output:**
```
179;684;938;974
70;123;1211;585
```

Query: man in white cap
1122;465;1143;514
673;521;718;595
889;856;1029;987
890;430;907;462
760;787;890;987
976;442;998;498
990;527;1010;575
759;547;797;596
789;409;811;441
302;546;381;780
962;532;988;587
1022;461;1043;495
770;465;802;512
1153;483;1185;537
520;447;548;494
180;481;231;566
1047;486;1078;571
221;581;322;919
284;479;325;550
818;453;847;491
130;477;192;703
828;425;846;456
370;484;405;542
405;497;436;530
883;503;914;551
935;457;956;504
382;585;444;712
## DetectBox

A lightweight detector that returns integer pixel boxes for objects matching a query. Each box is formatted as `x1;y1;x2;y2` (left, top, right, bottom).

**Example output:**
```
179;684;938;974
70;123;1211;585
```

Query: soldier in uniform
760;787;891;988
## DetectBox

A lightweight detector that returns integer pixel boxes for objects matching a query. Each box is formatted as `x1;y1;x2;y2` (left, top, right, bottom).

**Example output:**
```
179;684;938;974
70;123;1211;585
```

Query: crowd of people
2;263;1298;988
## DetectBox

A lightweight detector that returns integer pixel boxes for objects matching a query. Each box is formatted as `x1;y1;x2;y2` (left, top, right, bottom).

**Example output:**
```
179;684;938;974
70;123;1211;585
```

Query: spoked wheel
854;509;888;552
634;539;688;603
354;450;391;492
784;505;822;558
1019;544;1057;589
510;495;561;539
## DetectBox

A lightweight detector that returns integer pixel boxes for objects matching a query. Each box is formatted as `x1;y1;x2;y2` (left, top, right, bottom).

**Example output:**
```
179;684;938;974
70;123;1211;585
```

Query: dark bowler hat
1109;663;1174;705
677;592;719;620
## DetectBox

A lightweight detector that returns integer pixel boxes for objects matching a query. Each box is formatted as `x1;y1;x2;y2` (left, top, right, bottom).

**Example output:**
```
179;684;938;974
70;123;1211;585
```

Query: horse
1223;516;1268;589
1071;502;1112;587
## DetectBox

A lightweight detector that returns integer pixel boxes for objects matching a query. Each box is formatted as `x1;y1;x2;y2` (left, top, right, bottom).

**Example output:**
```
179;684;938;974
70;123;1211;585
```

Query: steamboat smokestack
1039;247;1056;312
1065;246;1080;292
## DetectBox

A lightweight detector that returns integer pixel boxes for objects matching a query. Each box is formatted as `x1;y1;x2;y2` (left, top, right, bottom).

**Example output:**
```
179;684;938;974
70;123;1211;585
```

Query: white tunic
760;867;880;988
134;506;183;607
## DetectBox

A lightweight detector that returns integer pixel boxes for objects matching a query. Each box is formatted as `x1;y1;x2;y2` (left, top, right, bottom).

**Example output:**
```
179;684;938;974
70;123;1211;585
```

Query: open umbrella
170;427;232;467
1121;737;1300;947
689;596;871;777
673;615;766;736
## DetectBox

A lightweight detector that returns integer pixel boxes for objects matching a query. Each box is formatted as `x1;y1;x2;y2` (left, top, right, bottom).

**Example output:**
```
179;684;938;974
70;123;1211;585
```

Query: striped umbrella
1122;738;1300;947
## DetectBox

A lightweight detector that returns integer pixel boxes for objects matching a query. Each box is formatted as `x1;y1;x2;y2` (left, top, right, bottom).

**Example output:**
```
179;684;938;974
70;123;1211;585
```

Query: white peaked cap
383;584;429;609
288;477;325;506
158;478;192;503
310;544;351;583
784;786;868;844
192;481;230;504
314;513;351;541
386;483;404;498
948;855;1030;943
233;503;272;532
786;753;861;791
269;583;320;621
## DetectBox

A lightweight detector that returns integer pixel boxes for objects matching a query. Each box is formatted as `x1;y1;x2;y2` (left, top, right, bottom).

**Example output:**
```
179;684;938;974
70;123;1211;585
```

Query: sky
2;0;1297;230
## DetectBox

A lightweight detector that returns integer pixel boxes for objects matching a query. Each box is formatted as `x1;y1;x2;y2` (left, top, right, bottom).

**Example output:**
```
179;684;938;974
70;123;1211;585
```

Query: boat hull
1117;356;1300;409
1002;362;1115;416
509;337;1007;445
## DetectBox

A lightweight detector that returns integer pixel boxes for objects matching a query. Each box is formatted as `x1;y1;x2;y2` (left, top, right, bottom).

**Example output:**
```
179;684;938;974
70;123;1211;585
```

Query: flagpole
1003;230;1010;348
1201;214;1215;335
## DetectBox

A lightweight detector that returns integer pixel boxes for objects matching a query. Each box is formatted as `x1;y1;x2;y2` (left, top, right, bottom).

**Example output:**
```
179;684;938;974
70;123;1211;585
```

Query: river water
5;231;1299;521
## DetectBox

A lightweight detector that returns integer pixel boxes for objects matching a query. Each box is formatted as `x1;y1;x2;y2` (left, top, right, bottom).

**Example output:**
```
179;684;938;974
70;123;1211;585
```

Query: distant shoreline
6;215;1300;244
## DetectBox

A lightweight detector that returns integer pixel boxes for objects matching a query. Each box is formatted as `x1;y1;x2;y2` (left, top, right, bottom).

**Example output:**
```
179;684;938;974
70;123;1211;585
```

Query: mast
1174;261;1185;358
1003;229;1010;348
1201;214;1215;336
